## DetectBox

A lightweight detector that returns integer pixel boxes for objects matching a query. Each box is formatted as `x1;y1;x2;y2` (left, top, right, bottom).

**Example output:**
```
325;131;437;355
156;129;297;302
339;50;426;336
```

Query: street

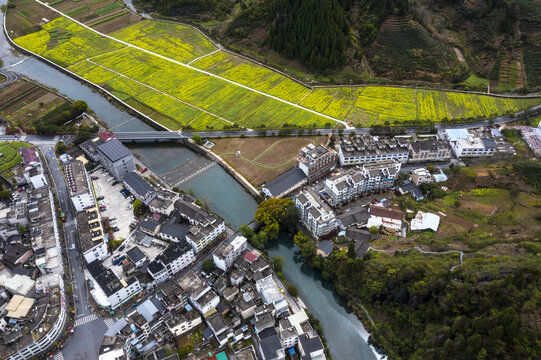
40;145;109;360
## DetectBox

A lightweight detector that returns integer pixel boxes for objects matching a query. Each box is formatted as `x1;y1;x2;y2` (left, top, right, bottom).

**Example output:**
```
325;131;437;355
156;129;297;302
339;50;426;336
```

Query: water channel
1;5;379;357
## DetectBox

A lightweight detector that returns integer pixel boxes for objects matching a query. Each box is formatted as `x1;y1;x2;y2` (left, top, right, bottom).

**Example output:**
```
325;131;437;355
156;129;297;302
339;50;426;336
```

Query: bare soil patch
213;136;324;185
442;214;475;231
459;200;497;216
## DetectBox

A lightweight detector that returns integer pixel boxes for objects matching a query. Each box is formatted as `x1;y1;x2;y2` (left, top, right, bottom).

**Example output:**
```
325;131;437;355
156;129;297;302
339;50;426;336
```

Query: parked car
118;245;125;252
97;196;104;201
112;181;119;186
140;168;148;173
91;175;99;180
113;226;120;232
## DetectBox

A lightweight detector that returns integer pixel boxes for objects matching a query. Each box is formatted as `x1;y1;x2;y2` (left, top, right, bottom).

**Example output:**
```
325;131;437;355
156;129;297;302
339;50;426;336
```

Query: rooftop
64;160;90;197
123;172;155;198
263;167;307;197
369;205;403;221
87;260;123;297
316;240;334;256
126;246;145;264
97;139;132;162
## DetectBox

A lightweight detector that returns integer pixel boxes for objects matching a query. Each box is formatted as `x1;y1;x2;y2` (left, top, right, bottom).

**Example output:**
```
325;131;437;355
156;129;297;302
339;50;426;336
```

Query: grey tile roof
97;139;131;162
123;172;155;198
126;246;145;263
316;240;334;255
263;167;307;197
159;223;189;239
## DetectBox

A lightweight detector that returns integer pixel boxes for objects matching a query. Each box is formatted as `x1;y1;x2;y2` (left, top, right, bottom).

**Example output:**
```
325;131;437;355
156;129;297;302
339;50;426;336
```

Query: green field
10;3;541;130
0;142;32;173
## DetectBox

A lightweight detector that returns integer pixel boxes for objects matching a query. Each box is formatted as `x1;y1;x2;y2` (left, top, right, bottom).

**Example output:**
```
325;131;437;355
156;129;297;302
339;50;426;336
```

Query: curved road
0;68;17;88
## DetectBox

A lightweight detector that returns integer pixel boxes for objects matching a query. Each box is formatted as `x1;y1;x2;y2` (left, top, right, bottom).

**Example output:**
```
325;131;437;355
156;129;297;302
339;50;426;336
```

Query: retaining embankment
3;12;168;132
182;139;263;201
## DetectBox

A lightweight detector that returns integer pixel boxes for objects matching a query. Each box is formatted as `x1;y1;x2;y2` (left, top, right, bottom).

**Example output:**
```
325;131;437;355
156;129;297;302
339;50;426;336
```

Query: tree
0;190;10;200
132;199;143;216
177;342;194;358
369;226;379;235
427;165;435;173
18;224;28;235
254;198;295;240
347;242;356;259
287;285;298;297
202;259;215;274
55;142;67;155
272;256;284;272
71;100;88;117
192;134;203;145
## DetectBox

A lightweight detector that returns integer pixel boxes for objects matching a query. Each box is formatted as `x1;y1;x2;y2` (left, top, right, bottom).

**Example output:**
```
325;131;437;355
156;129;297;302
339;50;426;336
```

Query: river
267;235;380;360
1;4;378;357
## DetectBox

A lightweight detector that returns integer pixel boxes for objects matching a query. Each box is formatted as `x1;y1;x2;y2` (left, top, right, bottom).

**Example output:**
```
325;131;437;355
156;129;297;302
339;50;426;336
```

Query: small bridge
114;131;186;142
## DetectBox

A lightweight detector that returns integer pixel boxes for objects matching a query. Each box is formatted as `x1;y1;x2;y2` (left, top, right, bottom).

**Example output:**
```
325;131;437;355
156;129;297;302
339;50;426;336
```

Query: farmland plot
9;0;541;130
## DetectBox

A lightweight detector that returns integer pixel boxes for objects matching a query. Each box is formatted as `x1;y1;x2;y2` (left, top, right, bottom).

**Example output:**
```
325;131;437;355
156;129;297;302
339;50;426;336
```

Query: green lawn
0;142;32;173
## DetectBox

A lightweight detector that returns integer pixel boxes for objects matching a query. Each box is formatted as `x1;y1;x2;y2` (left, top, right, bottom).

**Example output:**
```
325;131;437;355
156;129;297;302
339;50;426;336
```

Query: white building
149;188;179;216
297;144;336;182
337;136;409;166
65;160;94;212
213;235;248;271
177;270;220;316
295;189;339;239
367;205;403;233
411;168;433;186
166;309;202;337
147;241;196;283
410;211;440;232
324;160;401;207
445;129;496;158
176;200;226;252
77;210;108;264
256;275;289;318
86;260;142;310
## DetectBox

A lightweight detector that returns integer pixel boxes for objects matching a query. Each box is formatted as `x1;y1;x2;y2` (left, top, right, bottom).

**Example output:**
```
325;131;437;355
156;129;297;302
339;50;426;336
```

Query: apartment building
324;160;401;207
65;160;94;212
297;144;336;182
295;189;339;238
147;241;196;283
86;260;142;310
408;139;452;162
337;135;409;166
213;235;248;271
445;129;496;158
122;172;156;205
97;139;136;180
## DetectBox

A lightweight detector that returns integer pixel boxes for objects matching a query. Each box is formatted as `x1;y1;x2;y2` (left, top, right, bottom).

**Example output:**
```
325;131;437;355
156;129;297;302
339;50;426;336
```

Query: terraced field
0;142;32;173
8;0;541;130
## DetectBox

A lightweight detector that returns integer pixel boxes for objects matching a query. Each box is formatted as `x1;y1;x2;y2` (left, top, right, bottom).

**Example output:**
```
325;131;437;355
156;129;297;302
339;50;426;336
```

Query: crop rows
12;9;541;130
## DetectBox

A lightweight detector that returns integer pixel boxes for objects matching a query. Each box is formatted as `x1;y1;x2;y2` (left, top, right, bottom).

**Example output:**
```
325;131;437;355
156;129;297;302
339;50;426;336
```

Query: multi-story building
261;168;307;199
65;160;94;212
337;135;409;166
408;139;452;162
176;270;219;316
297;144;336;182
86;260;142;310
148;188;179;216
147;241;196;283
445;129;496;158
165;308;202;337
176;199;225;253
295;189;339;238
77;209;107;264
0;282;67;360
122;172;156;205
213;235;248;271
97;139;136;180
411;168;433;186
256;275;289;318
324;160;401;207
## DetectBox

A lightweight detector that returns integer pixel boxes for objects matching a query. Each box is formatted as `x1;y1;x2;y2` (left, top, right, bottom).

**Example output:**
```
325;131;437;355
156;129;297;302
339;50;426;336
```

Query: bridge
113;131;187;142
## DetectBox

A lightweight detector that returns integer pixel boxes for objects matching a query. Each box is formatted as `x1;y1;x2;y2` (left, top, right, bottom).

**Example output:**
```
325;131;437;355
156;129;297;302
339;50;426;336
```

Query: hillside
133;0;541;91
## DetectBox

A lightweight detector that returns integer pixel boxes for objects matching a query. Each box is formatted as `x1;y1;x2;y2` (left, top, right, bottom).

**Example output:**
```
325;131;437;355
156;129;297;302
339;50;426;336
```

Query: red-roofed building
244;251;257;263
98;131;115;142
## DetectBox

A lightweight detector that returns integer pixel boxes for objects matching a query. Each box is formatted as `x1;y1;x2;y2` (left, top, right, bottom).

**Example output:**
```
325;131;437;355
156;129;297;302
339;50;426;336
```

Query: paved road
0;68;17;89
40;145;106;360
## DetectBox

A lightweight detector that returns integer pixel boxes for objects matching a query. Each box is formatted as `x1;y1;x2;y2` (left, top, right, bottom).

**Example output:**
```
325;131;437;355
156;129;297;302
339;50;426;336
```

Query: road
40;145;107;360
0;68;17;89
